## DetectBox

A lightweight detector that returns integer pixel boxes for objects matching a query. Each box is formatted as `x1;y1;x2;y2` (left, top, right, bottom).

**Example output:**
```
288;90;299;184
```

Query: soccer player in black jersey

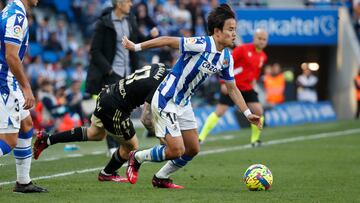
33;63;169;182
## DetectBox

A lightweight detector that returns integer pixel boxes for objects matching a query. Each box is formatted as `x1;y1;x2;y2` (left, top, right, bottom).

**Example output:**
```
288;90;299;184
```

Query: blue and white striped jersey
157;36;234;109
0;0;28;94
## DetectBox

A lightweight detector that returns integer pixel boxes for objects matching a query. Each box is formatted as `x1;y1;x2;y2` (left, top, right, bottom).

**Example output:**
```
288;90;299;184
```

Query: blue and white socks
0;139;12;157
13;128;34;184
135;145;166;163
156;155;193;179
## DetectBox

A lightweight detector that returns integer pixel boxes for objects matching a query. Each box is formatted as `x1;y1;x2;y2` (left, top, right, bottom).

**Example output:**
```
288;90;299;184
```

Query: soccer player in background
198;29;268;147
0;0;47;193
122;4;262;189
33;63;169;182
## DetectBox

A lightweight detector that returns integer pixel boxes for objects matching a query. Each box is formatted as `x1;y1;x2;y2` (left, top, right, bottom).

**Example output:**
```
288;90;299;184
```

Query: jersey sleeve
4;13;27;46
145;89;156;104
219;49;234;82
180;36;211;53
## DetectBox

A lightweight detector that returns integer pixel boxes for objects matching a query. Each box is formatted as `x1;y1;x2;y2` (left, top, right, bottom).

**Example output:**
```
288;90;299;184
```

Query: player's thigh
88;115;107;140
216;93;233;116
215;103;230;116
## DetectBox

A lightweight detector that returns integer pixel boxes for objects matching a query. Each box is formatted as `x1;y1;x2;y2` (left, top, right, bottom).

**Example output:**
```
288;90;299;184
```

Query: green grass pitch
0;120;359;203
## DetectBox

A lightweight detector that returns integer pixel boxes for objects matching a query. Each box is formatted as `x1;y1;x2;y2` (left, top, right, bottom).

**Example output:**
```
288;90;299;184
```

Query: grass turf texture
0;120;359;203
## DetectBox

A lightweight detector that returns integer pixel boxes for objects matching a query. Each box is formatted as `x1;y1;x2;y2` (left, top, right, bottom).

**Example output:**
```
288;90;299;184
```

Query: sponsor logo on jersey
13;25;22;37
199;61;218;74
118;79;126;98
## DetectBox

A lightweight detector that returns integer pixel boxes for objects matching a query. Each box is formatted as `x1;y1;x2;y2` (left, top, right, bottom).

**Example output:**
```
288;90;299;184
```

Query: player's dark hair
207;4;235;35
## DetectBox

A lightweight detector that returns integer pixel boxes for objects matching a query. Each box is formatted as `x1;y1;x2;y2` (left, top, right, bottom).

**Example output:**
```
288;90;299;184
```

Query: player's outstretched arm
122;36;180;52
5;43;34;110
225;81;262;129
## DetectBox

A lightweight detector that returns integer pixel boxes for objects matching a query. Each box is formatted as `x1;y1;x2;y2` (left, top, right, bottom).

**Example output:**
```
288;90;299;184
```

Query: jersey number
125;65;151;85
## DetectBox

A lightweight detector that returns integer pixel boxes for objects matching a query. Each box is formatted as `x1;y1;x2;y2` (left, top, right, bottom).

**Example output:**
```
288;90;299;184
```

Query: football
244;164;273;191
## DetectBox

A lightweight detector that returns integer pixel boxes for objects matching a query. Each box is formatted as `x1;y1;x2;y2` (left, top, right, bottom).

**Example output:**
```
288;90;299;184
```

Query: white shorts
0;87;29;134
151;91;197;138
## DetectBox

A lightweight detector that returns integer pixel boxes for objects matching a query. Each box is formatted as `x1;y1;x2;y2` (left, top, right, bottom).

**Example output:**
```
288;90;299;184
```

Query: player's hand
122;36;135;51
150;27;159;38
246;114;262;129
22;87;35;110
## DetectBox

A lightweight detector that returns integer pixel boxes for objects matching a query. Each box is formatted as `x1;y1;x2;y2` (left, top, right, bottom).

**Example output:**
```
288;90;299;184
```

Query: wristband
134;44;142;52
243;109;252;117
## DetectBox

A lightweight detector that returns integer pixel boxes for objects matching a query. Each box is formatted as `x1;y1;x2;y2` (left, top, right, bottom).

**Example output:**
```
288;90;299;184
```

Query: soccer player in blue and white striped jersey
123;4;262;188
0;0;47;193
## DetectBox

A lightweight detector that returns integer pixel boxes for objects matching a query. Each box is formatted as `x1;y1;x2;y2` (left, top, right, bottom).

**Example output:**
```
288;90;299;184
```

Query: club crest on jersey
223;59;229;67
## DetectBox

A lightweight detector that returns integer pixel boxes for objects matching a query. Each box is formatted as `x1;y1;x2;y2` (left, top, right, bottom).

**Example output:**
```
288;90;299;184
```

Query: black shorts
93;88;135;141
218;89;259;106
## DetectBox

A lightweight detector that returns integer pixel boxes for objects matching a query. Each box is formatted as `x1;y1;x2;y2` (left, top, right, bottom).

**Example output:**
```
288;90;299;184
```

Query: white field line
1;128;359;186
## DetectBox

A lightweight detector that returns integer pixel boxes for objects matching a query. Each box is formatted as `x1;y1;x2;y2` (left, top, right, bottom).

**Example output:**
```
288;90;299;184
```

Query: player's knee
7;138;17;149
186;146;200;157
167;147;185;159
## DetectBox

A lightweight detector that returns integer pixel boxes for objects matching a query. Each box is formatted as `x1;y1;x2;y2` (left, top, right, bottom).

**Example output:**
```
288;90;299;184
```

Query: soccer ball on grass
243;164;273;191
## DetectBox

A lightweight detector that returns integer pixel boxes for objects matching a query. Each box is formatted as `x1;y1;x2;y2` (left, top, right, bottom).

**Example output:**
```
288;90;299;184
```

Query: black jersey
108;63;169;113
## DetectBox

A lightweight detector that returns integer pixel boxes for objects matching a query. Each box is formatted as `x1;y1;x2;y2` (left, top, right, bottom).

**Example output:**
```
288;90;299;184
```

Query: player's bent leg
248;102;264;147
0;133;18;156
33;124;103;160
98;148;129;183
127;135;184;184
98;135;138;183
153;129;198;189
13;115;48;193
198;104;228;143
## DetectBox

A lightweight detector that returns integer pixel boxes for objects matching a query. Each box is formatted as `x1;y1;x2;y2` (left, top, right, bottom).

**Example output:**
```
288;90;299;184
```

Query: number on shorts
14;98;19;112
165;112;177;124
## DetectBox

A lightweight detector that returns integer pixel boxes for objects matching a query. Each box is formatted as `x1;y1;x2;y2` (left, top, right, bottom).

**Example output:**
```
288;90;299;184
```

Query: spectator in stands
65;80;85;124
27;56;45;90
37;80;67;132
55;16;68;51
296;63;318;103
85;0;159;155
27;12;38;42
135;3;157;37
44;32;63;52
264;63;285;106
36;16;51;46
355;69;360;119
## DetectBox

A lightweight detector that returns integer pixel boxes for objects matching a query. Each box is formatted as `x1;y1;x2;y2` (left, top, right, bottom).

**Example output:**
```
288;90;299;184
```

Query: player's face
220;18;237;47
118;0;133;15
253;31;268;50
